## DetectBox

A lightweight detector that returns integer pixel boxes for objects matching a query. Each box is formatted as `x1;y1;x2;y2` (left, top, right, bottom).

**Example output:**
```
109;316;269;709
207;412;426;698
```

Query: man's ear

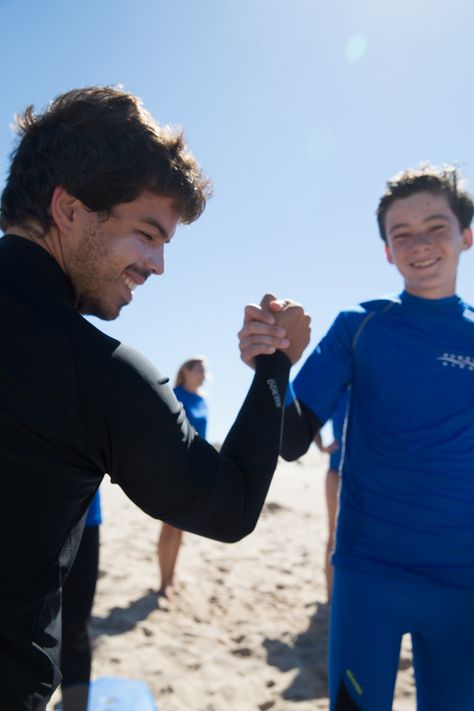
50;187;80;235
461;227;473;252
384;242;395;264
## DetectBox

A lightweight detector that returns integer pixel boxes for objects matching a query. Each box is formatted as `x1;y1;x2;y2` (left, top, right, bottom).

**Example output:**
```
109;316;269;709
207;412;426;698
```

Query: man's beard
68;225;123;320
75;293;122;321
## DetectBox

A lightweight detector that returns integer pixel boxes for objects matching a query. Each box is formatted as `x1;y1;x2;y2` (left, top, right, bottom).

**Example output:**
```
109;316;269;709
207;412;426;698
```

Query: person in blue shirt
238;164;474;711
313;391;350;602
157;357;208;600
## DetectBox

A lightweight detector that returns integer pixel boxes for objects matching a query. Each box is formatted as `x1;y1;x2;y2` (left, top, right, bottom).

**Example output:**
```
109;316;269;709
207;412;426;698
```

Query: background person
158;357;208;599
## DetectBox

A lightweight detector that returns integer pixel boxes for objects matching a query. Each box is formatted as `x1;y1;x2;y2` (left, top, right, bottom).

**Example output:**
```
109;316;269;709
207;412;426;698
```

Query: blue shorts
329;566;474;710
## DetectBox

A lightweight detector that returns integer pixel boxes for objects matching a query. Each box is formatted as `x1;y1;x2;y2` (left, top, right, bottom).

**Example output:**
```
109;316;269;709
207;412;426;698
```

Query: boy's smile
384;191;472;299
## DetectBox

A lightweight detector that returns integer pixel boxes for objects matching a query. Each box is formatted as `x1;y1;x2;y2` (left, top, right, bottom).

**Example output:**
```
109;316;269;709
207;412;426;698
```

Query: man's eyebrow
388;213;451;235
140;217;173;241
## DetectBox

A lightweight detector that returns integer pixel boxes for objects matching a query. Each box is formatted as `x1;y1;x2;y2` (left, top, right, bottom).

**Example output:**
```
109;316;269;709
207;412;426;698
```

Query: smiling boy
381;174;473;299
239;165;474;710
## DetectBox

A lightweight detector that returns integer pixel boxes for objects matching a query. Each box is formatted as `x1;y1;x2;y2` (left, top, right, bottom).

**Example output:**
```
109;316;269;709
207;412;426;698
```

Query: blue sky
1;0;473;442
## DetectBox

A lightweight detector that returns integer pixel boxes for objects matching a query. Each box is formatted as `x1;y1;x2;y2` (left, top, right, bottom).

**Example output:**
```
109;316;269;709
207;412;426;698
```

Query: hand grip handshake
239;293;311;368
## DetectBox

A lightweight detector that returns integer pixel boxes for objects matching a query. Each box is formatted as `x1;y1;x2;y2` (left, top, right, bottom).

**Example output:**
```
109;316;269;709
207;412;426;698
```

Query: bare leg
325;468;339;602
157;523;183;597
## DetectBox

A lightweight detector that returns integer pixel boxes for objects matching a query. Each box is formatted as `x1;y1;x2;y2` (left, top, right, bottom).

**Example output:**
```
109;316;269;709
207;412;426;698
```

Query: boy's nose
412;231;433;249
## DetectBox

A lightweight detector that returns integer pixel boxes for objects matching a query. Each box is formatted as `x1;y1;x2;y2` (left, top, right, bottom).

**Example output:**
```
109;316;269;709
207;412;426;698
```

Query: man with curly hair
0;86;309;710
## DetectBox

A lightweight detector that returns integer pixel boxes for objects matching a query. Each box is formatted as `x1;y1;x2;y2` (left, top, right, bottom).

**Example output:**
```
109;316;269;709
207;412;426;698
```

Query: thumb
260;292;283;313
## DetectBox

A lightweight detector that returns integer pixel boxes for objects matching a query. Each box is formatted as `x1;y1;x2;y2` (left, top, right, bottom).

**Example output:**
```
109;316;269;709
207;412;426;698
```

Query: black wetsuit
0;235;290;710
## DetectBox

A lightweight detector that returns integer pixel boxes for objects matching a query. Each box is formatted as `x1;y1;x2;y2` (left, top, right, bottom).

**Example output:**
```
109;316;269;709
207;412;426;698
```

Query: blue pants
329;567;474;710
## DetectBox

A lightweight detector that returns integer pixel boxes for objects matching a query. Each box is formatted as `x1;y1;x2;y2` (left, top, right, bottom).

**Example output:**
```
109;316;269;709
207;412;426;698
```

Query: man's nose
145;244;165;275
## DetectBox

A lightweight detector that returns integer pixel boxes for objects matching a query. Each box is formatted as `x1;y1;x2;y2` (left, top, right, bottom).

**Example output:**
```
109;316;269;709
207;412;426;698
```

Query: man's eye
431;225;446;233
139;231;154;241
393;234;408;241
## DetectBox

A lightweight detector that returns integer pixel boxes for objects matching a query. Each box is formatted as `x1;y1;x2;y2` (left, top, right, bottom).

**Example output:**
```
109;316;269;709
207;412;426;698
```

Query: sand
48;449;416;710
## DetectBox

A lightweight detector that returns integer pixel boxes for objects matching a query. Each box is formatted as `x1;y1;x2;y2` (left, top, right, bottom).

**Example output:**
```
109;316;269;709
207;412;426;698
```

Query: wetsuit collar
0;234;76;307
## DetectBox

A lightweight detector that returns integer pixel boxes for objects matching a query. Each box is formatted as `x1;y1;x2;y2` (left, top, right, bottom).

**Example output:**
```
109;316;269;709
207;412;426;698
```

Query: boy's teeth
412;258;437;268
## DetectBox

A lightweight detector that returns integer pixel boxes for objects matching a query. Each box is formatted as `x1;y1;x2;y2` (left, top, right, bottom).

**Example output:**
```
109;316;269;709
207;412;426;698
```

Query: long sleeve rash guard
0;235;290;707
283;293;474;590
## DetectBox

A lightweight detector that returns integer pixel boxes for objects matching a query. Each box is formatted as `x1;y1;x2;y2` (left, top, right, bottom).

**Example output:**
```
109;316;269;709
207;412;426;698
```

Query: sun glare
344;33;367;64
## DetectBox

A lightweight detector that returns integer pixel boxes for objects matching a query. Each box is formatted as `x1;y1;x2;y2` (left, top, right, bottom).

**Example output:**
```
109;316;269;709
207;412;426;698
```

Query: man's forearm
212;351;291;538
157;351;290;543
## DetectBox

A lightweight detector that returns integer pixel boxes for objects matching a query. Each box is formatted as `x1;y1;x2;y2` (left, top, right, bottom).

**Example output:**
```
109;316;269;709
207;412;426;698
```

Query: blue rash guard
173;386;208;439
328;391;350;473
289;291;474;587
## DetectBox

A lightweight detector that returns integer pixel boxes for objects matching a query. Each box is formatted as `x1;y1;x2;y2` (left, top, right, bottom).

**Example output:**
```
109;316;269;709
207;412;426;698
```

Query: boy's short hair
376;164;474;242
1;86;212;236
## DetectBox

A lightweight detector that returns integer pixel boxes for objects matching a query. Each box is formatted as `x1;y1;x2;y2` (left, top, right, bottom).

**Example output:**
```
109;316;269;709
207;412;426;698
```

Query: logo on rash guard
266;378;282;408
345;669;363;696
437;353;474;371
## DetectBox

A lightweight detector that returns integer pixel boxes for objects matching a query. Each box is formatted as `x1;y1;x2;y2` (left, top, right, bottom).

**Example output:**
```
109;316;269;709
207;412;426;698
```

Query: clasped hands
239;293;311;368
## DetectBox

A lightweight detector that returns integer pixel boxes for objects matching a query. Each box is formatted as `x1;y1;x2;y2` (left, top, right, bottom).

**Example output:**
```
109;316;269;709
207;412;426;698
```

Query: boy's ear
385;242;395;264
461;227;473;252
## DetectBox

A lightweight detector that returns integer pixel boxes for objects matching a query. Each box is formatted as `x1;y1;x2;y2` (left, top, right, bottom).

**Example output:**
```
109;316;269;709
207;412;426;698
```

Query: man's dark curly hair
1;86;212;236
376;163;474;242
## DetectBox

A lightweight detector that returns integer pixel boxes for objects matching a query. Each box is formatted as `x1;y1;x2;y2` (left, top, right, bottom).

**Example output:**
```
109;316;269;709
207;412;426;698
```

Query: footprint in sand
231;646;253;657
263;501;288;514
231;635;247;644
